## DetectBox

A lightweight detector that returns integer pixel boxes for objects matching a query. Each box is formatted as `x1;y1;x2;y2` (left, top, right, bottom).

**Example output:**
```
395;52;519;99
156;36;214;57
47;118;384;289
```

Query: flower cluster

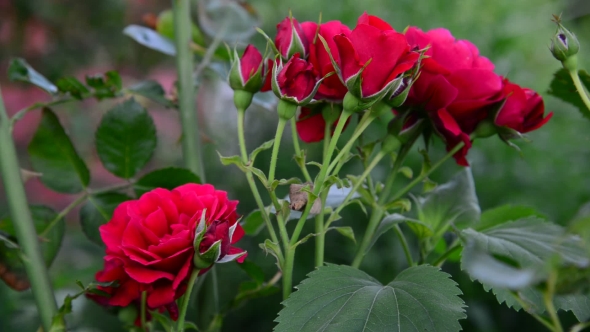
89;184;246;321
230;12;552;165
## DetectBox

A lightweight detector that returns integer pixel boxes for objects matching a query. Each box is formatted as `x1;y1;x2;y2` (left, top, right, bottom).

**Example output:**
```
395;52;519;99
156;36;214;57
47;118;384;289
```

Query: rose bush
90;184;245;312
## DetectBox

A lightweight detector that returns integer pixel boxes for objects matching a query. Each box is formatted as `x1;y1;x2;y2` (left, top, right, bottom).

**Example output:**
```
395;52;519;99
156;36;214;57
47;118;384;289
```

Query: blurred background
1;0;590;331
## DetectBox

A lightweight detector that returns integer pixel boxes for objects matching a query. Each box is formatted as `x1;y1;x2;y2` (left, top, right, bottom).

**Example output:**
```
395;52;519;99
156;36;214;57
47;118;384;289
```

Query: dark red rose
333;13;419;100
90;184;246;311
229;44;265;93
404;27;503;166
272;54;320;104
495;79;552;133
275;16;309;59
301;20;352;101
295;107;350;143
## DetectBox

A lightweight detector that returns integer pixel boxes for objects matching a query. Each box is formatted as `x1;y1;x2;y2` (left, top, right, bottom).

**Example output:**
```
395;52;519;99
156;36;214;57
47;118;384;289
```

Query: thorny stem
0;85;57;331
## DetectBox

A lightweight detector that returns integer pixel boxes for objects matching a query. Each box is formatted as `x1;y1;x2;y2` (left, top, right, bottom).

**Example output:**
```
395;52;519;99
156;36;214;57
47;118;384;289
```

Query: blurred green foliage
1;0;590;331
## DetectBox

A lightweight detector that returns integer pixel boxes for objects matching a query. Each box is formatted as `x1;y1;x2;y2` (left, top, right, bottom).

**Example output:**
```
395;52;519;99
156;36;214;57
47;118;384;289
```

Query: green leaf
80;193;131;246
241;210;265;236
554;294;590;322
249;139;274;164
330;226;356;243
28;108;90;193
398;166;413;179
259;240;283;270
96;99;157;179
123;25;176;56
366;214;428;254
477;205;545;231
275;264;466;332
134;167;201;196
0;206;65;290
547;68;590;119
128;80;175;108
412;168;480;238
238;261;265;285
85;71;122;100
55;77;90;100
8;58;58;94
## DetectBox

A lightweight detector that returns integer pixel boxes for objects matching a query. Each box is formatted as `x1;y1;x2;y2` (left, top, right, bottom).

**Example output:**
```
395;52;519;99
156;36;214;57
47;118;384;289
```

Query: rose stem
351;141;465;268
568;69;590;113
313;119;333;267
177;269;200;332
173;0;205;181
236;108;281;248
0;85;58;330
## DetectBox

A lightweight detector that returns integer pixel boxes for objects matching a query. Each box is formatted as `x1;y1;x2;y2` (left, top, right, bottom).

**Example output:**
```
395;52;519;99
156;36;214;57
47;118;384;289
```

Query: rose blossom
495;79;552;134
271;54;320;105
275;16;309;59
90;184;246;312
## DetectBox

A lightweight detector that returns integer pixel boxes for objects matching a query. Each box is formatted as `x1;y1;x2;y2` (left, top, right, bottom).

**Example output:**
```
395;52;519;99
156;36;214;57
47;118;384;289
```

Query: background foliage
1;0;589;331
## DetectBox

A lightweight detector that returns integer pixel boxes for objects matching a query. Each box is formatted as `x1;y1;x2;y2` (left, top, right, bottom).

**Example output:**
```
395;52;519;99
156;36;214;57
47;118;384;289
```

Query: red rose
404;27;504;166
271;54;321;105
229;44;266;93
295;106;349;143
91;184;246;311
495;79;552;133
333;13;419;100
301;20;352;101
275;16;309;59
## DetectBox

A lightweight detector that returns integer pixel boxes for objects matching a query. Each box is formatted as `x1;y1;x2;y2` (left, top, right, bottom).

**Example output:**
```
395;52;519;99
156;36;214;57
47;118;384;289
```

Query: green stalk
543;272;564;332
236;109;281;248
282;246;295;300
177;269;200;332
290;118;312;182
0;86;57;331
314;119;333;267
568;69;590;113
327;111;375;176
141;291;148;331
173;0;205;181
351;208;384;268
393;224;414;266
40;193;88;237
268;117;288;184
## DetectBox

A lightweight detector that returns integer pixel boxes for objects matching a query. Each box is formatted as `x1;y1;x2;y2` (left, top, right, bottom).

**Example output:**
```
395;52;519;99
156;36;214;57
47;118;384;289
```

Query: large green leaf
128;80;175;108
476;204;545;231
547;68;590;119
554;294;590;322
275;265;466;332
133;167;201;196
0;206;65;290
28;108;90;193
80;192;131;246
411;168;480;238
95;99;157;179
8;58;57;94
241;209;265;236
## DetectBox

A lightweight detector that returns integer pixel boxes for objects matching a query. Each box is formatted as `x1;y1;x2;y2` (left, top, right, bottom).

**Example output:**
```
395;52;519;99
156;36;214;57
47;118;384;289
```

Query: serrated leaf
28;108;90;193
85;71;122;100
8;58;57;94
80;193;131;246
554;294;590;322
127;80;174;108
55;77;90;99
134;167;201;196
249;139;274;163
412;168;480;238
477;205;545;231
275;264;466;332
383;198;411;212
241;210;265;236
548;68;590;119
96;99;157;179
0;206;65;291
123;25;176;55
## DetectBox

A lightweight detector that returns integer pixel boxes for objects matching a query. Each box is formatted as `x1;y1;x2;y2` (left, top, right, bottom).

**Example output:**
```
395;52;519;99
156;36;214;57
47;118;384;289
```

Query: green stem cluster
0;86;58;331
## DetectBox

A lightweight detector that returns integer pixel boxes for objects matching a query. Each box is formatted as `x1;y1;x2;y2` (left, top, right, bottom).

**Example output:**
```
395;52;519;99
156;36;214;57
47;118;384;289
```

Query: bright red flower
404;27;504;166
333;13;419;99
295;107;349;143
301;20;352;101
495;79;552;133
90;184;246;311
272;54;320;104
229;44;266;93
275;16;309;59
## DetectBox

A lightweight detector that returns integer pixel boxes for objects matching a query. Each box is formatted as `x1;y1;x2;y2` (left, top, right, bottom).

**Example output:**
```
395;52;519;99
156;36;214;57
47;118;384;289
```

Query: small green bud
233;90;254;111
550;20;580;66
277;99;298;120
381;135;401;154
387;78;412;108
321;103;343;124
342;92;364;114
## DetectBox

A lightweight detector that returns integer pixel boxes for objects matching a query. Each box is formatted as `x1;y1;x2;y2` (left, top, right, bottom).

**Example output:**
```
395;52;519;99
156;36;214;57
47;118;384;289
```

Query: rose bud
229;44;267;109
332;13;419;107
550;18;579;67
301;20;352;102
275;16;309;60
271;54;329;119
494;79;552;137
89;184;246;311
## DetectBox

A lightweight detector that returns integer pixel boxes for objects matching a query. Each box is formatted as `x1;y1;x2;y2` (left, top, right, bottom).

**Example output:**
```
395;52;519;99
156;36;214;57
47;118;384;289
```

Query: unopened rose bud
230;45;269;110
550;20;580;69
275;16;309;60
271;55;328;110
387;77;413;107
